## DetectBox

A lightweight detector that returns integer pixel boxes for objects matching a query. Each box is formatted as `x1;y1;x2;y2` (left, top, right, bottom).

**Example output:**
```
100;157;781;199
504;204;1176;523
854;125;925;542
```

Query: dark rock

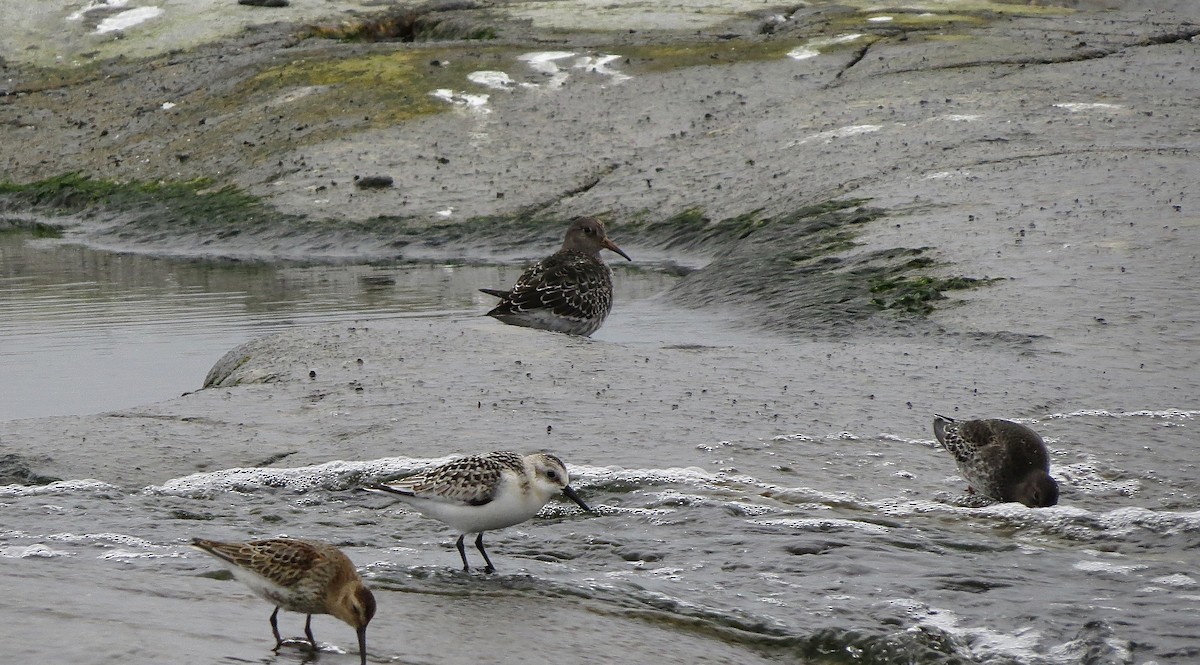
354;175;394;189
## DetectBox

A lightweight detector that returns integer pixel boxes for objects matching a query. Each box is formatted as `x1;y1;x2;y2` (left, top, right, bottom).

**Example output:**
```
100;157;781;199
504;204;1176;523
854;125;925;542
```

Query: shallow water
0;233;679;420
2;234;1200;665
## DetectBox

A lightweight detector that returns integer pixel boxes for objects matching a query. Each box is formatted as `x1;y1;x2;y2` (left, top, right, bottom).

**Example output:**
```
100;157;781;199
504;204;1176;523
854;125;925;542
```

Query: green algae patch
838;12;985;31
233;46;518;132
656;202;998;331
236;50;445;128
0;174;267;227
869;262;1001;315
622;40;813;73
0;218;63;238
0;174;289;247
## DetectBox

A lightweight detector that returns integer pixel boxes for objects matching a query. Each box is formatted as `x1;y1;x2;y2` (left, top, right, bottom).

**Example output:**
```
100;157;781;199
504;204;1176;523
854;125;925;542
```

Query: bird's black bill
357;627;369;665
603;239;632;262
562;485;594;513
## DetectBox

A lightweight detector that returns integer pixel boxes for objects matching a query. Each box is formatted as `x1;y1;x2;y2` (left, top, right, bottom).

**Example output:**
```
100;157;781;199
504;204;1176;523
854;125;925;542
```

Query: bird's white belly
405;488;547;534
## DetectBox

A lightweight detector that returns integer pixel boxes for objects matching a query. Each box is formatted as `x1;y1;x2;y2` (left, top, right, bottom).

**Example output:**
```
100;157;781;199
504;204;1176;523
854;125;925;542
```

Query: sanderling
480;216;632;336
933;414;1059;507
364;451;593;573
191;537;376;664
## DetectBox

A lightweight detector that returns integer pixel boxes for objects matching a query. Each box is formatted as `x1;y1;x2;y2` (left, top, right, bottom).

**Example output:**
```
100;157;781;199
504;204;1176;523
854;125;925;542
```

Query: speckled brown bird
480;216;632;336
191;537;376;665
933;414;1059;507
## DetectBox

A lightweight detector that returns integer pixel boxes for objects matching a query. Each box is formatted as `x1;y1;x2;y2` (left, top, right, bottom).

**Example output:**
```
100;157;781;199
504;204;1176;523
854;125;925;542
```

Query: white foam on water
748;517;890;534
878;433;935;447
0;544;72;558
0;479;120;497
47;532;158;548
570;463;726;487
1053;461;1141;496
99;549;184;560
1045;408;1199;420
95;6;163;34
1150;573;1197;587
771;432;817;442
145;456;447;497
888;598;1047;664
1073;560;1149;575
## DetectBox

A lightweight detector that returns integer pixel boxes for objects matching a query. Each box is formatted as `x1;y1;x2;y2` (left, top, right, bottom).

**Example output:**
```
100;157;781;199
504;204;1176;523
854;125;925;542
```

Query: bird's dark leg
305;614;317;650
456;534;471;572
270;607;283;651
475;533;496;574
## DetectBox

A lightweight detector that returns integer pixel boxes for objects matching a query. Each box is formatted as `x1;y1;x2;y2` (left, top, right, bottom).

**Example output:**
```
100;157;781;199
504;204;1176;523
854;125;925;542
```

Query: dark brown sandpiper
191;537;376;665
480;216;632;336
932;414;1059;508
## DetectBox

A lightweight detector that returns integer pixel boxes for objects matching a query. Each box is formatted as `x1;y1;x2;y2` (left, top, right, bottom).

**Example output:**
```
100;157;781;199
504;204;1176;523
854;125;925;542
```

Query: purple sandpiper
480;217;631;336
933;414;1059;507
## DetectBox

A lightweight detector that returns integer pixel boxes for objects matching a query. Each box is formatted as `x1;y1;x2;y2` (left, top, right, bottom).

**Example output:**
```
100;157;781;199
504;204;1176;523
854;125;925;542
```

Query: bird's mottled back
481;217;631;336
192;537;335;590
384;451;525;506
191;536;374;665
932;415;1059;508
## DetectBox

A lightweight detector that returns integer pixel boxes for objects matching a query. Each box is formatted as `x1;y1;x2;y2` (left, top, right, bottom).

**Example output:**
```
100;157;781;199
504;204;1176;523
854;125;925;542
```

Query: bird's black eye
546;469;559;480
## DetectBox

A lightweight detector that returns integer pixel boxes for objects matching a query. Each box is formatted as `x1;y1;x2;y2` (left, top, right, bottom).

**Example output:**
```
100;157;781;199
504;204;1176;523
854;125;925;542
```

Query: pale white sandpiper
364;451;593;573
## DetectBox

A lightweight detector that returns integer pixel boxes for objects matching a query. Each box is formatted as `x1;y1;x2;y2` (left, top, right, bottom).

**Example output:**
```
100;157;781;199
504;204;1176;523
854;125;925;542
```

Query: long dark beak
358;626;369;665
603;238;632;262
562;485;594;513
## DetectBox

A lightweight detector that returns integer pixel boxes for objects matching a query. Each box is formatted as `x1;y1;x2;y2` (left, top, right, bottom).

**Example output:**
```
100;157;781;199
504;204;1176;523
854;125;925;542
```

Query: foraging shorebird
932;414;1059;507
191;537;375;665
364;451;593;573
480;216;631;336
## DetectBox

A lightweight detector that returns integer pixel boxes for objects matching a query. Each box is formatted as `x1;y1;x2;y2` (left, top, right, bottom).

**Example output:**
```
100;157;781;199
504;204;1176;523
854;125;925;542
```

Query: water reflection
0;234;679;421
